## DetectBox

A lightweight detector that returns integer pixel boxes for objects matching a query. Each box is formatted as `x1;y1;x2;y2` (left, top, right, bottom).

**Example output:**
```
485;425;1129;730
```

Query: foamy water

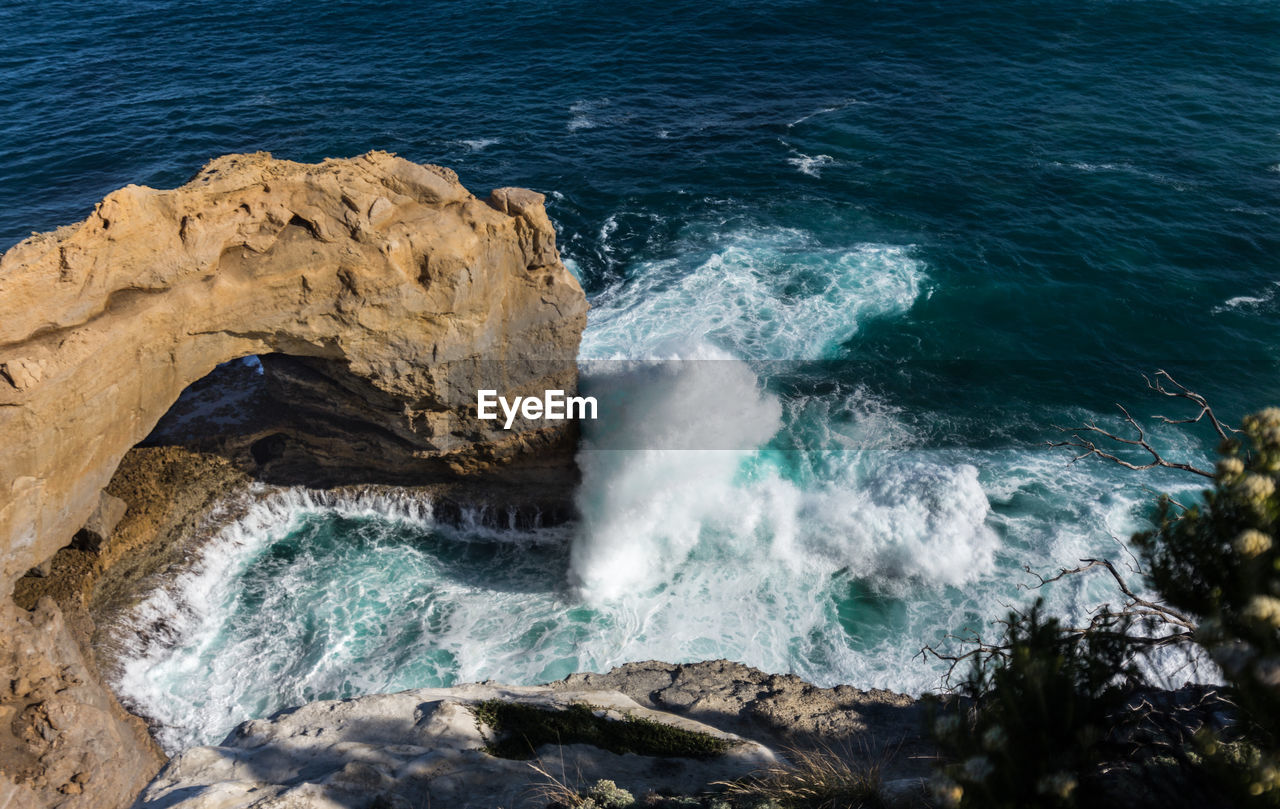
111;222;1209;754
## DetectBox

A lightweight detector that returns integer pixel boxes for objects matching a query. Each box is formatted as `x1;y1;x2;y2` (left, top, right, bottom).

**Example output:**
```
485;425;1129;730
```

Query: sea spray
570;347;784;600
580;229;926;361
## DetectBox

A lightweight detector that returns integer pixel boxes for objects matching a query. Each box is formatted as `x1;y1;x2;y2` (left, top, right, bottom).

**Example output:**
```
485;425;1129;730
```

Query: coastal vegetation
924;386;1280;807
472;700;734;761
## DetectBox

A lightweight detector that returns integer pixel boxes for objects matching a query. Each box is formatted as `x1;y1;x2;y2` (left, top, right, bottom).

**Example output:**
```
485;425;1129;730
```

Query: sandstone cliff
0;153;587;808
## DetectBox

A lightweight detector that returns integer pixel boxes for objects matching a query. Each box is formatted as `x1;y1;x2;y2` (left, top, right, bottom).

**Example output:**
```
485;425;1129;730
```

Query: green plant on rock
471;699;732;761
718;744;885;809
926;599;1141;808
578;779;636;809
1135;406;1280;804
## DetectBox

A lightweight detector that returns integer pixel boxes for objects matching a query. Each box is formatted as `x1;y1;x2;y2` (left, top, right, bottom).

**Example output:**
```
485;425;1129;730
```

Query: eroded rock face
0;151;588;593
0;599;163;809
3;448;253;809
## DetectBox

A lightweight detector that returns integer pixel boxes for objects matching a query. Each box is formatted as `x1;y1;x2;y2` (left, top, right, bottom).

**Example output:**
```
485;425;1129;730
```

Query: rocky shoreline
135;682;781;809
134;673;935;809
11;442;934;809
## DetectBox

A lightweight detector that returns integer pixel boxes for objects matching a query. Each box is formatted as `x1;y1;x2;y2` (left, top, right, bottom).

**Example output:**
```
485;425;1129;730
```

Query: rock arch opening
137;351;459;487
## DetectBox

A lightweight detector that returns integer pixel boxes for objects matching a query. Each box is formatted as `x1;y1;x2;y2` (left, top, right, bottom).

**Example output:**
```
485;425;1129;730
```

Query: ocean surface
3;1;1279;753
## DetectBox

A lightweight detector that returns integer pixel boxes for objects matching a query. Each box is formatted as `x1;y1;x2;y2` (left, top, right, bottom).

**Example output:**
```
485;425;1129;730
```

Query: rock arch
0;151;587;594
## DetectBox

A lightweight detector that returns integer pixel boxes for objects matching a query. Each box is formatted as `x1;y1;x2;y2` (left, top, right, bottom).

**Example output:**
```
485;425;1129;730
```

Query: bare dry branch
1144;369;1237;441
1048;402;1215;478
918;635;1010;688
920;558;1199;691
1023;558;1196;631
1046;370;1234;479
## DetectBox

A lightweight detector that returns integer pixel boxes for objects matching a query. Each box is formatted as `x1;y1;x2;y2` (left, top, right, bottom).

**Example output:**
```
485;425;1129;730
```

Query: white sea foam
1213;281;1280;314
1049;160;1190;190
598;213;619;255
571;345;785;600
112;487;434;747
787;99;862;128
581;227;926;361
1066;161;1125;172
568;226;998;678
570;346;999;600
1221;294;1269;309
568;99;609;131
459;137;500;151
787;153;836;177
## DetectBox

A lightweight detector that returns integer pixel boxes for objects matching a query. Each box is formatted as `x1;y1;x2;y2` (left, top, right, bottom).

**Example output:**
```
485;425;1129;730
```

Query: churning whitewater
112;224;1202;755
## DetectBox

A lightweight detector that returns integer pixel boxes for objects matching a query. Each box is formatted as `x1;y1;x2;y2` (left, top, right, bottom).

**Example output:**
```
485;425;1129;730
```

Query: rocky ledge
136;664;932;809
136;683;776;809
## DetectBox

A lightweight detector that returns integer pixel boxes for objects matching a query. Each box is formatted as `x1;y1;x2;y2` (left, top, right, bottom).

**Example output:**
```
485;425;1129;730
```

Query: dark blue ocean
4;1;1278;752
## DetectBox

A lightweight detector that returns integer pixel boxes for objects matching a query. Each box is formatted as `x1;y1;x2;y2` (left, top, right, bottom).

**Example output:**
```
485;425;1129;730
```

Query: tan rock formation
0;153;587;808
5;448;251;809
0;598;164;809
0;151;587;593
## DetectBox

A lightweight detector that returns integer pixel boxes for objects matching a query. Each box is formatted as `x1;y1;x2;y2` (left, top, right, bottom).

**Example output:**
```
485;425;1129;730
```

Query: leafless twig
1047;370;1234;479
1025;558;1197;634
1049;403;1214;478
919;559;1198;690
1144;369;1237;441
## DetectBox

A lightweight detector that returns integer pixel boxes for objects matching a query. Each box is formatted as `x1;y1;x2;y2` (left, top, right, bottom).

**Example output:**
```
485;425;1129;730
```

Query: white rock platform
132;683;779;809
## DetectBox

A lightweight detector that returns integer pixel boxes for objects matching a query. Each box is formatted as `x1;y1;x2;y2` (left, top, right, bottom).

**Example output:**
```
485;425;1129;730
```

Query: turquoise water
5;1;1279;751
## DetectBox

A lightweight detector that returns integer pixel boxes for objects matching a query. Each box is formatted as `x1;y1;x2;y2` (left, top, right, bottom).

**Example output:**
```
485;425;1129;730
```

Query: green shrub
471;699;732;761
933;399;1280;806
579;780;636;809
927;600;1140;808
1136;407;1280;804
